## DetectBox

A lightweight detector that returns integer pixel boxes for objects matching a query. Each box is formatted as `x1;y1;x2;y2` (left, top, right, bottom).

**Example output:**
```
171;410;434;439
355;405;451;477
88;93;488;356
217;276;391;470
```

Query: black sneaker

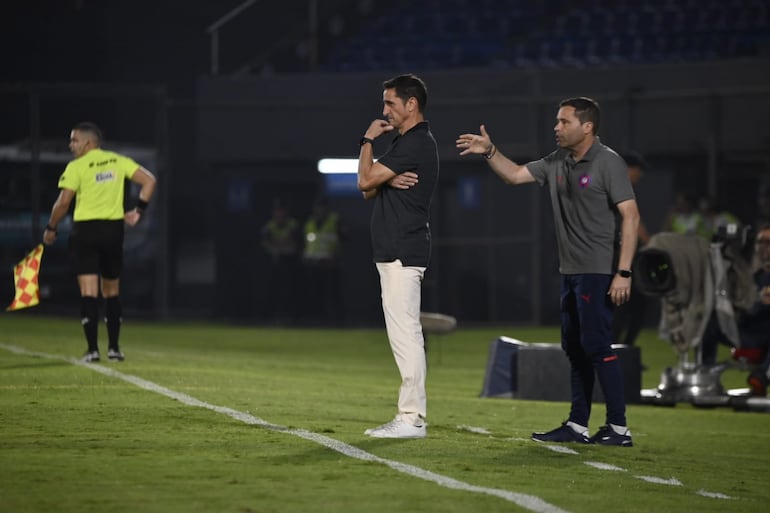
107;349;125;362
532;423;591;444
589;425;633;447
81;351;100;363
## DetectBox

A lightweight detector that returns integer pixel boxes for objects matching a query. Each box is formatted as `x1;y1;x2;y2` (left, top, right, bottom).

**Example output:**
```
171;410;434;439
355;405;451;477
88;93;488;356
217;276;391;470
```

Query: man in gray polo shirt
457;97;640;446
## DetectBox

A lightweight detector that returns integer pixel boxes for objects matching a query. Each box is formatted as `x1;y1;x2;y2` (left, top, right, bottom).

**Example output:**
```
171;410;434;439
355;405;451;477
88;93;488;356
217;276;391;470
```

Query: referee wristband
135;198;149;213
45;224;57;232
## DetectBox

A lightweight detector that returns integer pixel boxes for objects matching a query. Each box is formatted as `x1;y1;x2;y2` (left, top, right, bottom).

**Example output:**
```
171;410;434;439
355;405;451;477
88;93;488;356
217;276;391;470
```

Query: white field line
542;444;580;455
456;425;491;435
583;447;732;500
584;461;625;471
0;344;571;513
519;432;733;500
696;489;733;500
635;476;682;486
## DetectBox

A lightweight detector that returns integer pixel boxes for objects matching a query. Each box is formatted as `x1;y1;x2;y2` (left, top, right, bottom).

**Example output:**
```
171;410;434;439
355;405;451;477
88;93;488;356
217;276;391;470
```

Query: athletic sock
104;296;122;351
566;421;589;437
80;296;99;352
609;423;631;436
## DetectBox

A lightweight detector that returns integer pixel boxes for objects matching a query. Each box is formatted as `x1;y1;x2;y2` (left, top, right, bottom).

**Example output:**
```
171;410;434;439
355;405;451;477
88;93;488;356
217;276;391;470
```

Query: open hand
456;124;492;156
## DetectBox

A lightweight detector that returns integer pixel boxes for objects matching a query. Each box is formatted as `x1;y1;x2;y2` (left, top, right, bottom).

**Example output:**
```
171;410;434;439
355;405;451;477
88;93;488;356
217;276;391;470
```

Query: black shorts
69;220;125;279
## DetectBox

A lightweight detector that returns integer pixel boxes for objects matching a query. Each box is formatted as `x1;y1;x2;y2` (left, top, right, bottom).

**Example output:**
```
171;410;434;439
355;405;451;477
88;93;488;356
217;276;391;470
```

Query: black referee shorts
69;220;125;279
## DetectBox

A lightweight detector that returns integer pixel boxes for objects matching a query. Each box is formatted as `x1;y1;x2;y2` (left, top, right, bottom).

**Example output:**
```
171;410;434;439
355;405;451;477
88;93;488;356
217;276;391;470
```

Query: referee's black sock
80;296;99;353
104;296;122;351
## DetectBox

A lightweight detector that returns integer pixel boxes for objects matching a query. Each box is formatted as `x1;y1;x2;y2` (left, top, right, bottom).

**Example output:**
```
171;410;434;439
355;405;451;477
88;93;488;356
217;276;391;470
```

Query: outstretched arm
456;124;535;185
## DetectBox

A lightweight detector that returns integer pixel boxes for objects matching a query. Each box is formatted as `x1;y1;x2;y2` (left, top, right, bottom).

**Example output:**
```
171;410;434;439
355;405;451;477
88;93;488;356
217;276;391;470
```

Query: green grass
0;314;767;513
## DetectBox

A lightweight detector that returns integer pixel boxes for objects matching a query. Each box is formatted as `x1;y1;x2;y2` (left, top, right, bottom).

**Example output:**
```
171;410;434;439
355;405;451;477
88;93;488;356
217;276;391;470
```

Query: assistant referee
43;122;156;363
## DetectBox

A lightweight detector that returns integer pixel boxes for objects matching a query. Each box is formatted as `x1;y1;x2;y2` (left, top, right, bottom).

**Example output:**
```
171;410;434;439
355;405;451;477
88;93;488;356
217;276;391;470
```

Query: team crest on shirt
95;170;116;182
578;174;591;188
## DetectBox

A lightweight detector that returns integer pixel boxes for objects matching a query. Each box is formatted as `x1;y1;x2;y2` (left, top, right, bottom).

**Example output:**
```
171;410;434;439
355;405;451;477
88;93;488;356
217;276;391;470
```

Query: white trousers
376;259;427;425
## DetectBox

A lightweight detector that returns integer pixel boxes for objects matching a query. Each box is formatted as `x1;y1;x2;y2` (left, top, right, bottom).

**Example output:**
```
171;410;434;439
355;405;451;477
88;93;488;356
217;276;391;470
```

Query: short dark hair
382;74;428;112
73;122;103;146
559;97;600;134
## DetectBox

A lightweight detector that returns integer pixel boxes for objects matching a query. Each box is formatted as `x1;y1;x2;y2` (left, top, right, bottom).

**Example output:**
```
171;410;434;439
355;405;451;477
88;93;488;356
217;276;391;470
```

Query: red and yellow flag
6;244;44;311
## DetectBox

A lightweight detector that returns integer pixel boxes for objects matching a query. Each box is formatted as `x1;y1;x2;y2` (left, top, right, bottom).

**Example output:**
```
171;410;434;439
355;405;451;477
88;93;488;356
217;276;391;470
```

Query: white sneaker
80;351;100;363
107;349;125;361
365;416;426;439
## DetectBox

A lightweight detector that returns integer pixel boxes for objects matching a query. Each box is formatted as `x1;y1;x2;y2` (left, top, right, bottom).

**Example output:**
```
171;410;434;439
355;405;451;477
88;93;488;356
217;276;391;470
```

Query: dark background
2;0;769;327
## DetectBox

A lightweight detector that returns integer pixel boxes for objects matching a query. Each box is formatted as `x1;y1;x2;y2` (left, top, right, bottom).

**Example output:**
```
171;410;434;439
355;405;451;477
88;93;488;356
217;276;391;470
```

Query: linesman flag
6;244;44;311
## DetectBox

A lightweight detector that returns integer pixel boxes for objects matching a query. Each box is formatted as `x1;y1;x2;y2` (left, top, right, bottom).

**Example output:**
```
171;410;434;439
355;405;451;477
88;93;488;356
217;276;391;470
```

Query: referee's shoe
107;349;125;362
81;351;100;363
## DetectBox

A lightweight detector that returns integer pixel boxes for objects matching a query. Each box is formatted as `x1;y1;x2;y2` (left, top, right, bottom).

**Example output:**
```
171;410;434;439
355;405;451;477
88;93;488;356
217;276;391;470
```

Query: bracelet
484;144;497;159
45;224;57;232
135;198;149;213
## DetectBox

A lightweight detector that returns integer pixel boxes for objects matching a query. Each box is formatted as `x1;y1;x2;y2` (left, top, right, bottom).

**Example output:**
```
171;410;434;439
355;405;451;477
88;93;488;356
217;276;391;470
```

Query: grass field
0;313;767;513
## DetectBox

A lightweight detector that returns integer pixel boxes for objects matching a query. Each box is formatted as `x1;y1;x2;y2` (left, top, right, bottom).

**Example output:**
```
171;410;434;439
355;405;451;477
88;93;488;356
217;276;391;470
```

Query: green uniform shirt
58;148;139;221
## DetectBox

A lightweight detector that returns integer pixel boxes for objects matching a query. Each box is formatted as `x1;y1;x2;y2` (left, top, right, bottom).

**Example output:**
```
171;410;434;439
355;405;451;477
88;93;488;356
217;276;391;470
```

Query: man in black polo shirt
357;74;439;438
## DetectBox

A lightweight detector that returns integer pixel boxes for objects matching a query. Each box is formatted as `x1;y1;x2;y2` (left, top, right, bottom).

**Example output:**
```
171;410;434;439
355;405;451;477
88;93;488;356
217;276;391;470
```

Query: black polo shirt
370;121;439;267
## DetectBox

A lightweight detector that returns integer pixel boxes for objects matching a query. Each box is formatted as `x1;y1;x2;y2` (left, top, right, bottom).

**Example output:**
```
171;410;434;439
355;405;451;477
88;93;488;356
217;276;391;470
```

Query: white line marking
543;444;580;455
635;476;682;486
584;461;626;472
696;489;733;500
0;344;571;513
456;425;491;435
534;436;738;501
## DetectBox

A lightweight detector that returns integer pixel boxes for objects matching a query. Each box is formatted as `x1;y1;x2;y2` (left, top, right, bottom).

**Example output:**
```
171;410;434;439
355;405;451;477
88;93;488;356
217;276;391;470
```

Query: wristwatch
617;269;633;278
359;136;374;146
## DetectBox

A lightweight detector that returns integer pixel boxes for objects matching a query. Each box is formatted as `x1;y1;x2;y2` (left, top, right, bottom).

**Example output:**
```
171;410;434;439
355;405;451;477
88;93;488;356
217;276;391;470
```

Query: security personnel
302;198;343;324
261;199;300;322
303;201;340;264
262;201;300;262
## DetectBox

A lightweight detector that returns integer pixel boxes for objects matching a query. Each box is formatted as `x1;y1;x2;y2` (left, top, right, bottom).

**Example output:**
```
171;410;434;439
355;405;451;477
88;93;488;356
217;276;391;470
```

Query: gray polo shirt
526;139;634;275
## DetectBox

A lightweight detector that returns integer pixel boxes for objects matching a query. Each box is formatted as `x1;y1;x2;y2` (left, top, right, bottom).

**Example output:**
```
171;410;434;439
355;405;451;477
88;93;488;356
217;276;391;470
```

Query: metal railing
206;0;260;75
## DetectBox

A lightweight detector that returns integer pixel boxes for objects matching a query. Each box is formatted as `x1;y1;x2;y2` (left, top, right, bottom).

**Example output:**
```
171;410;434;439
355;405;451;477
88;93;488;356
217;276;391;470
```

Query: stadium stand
319;0;770;72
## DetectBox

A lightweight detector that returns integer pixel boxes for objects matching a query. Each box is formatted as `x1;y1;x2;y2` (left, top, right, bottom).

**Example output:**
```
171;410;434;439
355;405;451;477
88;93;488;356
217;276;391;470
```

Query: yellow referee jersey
58;148;139;221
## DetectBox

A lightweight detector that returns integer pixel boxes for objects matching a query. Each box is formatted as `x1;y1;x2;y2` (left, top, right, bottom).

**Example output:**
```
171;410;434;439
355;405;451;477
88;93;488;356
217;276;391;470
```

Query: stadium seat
318;0;767;72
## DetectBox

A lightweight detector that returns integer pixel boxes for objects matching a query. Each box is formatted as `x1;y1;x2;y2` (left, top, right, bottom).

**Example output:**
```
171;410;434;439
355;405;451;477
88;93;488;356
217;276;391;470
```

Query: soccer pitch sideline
0;315;767;513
